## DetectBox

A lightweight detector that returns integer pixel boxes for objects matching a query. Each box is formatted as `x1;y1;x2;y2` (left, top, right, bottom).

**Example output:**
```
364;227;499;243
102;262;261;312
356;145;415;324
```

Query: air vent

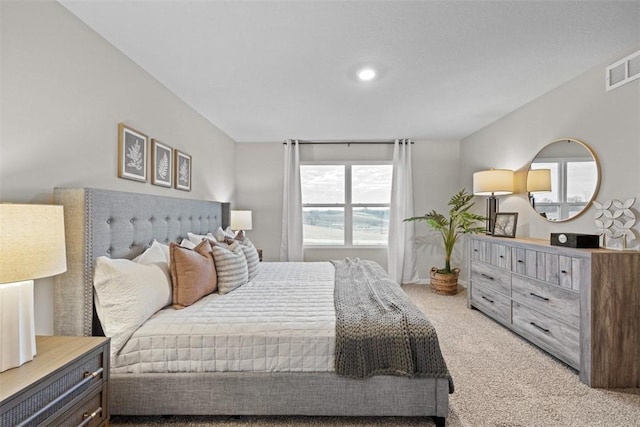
606;49;640;91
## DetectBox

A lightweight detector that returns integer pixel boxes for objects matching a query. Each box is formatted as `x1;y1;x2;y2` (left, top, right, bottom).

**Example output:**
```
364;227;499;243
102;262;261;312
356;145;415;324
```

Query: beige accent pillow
210;240;248;294
169;239;217;309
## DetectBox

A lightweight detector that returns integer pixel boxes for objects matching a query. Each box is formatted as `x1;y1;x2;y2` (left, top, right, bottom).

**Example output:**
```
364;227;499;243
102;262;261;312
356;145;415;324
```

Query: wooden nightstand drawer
0;336;110;427
49;382;108;427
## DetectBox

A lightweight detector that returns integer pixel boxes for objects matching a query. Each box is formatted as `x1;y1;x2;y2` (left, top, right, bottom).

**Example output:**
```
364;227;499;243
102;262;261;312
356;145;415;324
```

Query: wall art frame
117;123;148;182
174;149;192;191
492;212;518;238
151;139;173;188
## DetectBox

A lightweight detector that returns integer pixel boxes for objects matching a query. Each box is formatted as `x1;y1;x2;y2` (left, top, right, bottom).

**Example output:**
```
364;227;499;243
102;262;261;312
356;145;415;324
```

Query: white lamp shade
0;204;67;284
473;169;514;196
527;169;552;192
230;210;252;231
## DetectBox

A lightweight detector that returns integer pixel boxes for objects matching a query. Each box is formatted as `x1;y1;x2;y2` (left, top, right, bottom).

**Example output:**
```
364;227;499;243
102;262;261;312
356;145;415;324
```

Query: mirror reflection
527;138;600;222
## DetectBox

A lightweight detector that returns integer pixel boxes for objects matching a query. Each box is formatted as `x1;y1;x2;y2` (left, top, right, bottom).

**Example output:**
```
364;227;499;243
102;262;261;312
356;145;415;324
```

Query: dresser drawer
470;260;510;295
490;243;511;270
471;282;511;325
512;301;580;369
512;274;580;329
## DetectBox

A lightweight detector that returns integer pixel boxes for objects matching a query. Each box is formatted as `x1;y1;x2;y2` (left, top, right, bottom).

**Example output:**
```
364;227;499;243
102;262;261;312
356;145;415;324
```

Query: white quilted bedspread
112;262;336;374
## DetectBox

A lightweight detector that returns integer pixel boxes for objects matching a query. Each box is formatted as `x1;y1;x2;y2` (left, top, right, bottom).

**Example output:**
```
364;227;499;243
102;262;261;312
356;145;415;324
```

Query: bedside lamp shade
473;169;514;234
230;210;253;231
0;204;67;372
230;210;252;240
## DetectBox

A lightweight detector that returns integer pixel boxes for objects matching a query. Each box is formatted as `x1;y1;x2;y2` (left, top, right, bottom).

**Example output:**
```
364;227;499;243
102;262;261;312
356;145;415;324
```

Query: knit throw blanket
331;258;454;393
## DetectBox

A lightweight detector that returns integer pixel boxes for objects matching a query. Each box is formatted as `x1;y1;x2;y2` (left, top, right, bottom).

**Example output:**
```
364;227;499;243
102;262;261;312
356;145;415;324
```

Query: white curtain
387;139;419;284
280;139;304;261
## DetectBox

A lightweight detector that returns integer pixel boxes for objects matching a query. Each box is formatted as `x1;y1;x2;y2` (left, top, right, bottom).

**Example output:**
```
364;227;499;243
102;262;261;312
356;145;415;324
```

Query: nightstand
0;335;110;427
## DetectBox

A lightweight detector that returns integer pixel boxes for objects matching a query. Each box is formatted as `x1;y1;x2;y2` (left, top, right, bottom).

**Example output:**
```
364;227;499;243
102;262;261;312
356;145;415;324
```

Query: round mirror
527;138;600;222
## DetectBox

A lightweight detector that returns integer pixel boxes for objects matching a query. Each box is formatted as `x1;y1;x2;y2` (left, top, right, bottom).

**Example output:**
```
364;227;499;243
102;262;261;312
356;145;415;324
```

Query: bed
53;187;451;426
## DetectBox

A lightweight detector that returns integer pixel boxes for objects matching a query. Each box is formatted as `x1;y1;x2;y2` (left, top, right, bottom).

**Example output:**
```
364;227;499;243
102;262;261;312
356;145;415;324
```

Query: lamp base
486;196;498;234
0;280;36;372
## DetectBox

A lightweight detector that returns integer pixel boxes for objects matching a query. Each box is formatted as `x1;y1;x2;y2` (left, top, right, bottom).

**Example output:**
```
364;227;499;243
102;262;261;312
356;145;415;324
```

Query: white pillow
224;226;236;239
210;240;248;294
180;238;197;249
211;226;235;242
187;232;208;245
212;227;226;242
93;256;172;358
136;240;170;266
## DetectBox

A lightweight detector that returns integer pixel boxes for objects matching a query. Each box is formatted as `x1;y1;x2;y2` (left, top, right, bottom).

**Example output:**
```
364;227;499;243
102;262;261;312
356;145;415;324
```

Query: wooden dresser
468;234;640;388
0;336;109;426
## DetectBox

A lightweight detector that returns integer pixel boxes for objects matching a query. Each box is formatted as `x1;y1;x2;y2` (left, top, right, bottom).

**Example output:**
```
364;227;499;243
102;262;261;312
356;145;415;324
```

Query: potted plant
404;189;485;295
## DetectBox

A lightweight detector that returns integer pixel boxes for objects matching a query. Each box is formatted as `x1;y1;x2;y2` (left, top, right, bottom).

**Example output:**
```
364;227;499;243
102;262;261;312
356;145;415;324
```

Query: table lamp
230;210;252;240
473;169;514;234
0;204;67;372
527;168;552;208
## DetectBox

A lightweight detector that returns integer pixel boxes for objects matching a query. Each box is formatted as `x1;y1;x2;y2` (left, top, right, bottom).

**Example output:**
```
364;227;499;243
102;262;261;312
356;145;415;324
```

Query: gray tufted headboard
53;187;229;337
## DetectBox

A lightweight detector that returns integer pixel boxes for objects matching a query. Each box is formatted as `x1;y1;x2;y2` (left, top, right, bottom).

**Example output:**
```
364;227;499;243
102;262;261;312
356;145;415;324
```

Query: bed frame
53;187;449;425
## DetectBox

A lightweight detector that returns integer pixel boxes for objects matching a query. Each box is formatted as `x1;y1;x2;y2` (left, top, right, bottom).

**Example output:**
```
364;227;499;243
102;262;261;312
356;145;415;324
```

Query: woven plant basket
429;267;460;296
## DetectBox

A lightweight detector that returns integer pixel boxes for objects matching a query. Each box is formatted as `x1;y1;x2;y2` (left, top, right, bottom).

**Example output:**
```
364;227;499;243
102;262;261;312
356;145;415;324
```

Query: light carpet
110;285;640;427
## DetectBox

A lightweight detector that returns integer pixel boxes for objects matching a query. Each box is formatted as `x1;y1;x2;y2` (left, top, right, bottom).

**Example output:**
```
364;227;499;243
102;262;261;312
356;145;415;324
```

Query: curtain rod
282;139;413;145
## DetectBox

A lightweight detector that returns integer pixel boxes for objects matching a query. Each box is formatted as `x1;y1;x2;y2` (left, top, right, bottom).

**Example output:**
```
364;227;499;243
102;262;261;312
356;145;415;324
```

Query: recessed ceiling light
357;68;376;81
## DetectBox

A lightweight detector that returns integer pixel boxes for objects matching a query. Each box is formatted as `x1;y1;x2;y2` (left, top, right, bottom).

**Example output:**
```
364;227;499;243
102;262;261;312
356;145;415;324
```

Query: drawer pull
481;295;495;304
517;260;524;264
16;367;104;427
473;249;478;252
561;270;568;274
78;407;102;427
499;255;504;259
530;322;550;333
529;292;550;301
481;273;495;280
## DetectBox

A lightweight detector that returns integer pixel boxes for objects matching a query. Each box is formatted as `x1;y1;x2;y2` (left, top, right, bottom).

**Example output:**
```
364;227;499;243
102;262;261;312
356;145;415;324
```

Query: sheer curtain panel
280;140;304;261
387;139;419;284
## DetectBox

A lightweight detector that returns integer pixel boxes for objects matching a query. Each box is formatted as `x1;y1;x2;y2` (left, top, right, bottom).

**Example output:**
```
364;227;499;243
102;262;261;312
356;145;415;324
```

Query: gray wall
236;140;461;282
1;1;237;334
460;45;640;250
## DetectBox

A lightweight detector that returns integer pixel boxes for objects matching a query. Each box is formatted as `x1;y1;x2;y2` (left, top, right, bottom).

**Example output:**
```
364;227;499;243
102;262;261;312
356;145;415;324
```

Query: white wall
236;140;461;282
460;45;640;249
0;0;237;334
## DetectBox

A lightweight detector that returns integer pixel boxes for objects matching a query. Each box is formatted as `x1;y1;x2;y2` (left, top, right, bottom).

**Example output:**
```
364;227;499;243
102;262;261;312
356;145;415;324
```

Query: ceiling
59;1;640;143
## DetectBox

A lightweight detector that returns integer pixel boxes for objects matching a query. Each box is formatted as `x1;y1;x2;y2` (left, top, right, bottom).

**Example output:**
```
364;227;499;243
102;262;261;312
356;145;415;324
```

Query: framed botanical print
151;139;173;187
117;123;148;182
174;149;192;191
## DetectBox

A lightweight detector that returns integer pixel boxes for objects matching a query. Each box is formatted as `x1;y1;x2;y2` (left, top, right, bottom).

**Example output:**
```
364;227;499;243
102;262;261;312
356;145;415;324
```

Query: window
531;158;597;221
301;163;392;246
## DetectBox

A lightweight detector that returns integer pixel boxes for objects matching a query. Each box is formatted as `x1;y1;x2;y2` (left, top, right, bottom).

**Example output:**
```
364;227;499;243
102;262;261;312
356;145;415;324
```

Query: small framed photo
151;139;173;187
118;123;148;182
174;149;192;191
492;212;518;238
